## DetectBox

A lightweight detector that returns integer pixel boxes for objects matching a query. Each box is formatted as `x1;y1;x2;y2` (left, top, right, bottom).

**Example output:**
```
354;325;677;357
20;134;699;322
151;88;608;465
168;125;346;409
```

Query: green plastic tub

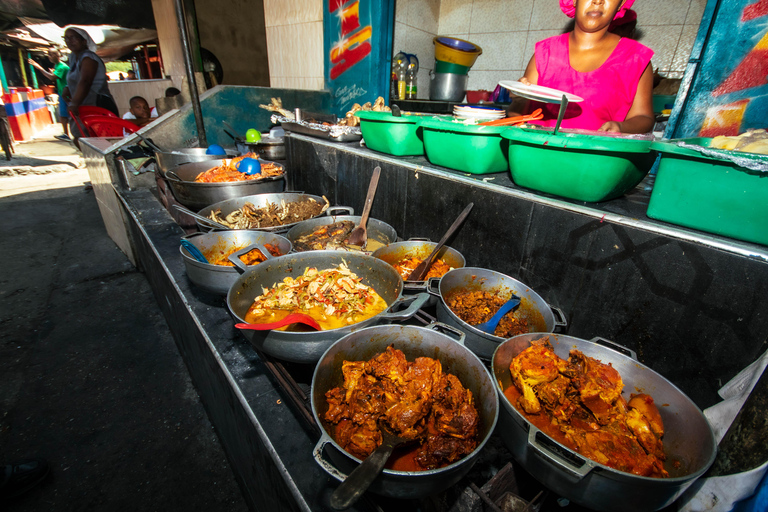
647;138;768;246
420;117;509;174
435;60;470;75
501;127;655;202
356;110;425;156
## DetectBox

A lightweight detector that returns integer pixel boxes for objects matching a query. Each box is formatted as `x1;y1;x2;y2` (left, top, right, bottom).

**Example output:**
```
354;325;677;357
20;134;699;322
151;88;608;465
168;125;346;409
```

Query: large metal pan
286;215;397;253
371;240;465;303
180;231;292;295
235;136;285;160
226;251;429;363
492;333;717;512
428;267;567;359
197;192;334;235
164;158;286;211
311;323;499;499
155;147;238;174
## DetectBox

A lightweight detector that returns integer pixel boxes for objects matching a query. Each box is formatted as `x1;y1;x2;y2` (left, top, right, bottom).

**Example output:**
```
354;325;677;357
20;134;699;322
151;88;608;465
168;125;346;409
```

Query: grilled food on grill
506;338;668;478
325;345;480;470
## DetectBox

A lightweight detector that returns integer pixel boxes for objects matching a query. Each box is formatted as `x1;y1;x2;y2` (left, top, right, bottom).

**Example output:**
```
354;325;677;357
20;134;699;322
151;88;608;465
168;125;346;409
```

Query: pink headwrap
559;0;636;21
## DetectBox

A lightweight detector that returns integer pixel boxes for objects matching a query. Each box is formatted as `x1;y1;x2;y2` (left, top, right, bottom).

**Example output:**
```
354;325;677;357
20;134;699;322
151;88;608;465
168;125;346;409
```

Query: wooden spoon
346;166;381;247
407;202;474;281
235;313;321;331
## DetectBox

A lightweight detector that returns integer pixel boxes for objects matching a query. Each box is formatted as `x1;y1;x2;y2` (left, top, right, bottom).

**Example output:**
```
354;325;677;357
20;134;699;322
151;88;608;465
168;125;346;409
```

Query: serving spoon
330;422;418;510
346;166;381;247
235;313;321;331
171;204;231;230
474;294;521;335
407;202;474;281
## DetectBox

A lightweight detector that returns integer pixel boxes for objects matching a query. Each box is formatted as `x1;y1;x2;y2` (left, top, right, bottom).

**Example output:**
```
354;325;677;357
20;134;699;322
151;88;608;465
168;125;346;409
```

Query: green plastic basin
501;127;655;202
647;138;768;246
435;60;470;75
356;110;424;156
420;117;509;174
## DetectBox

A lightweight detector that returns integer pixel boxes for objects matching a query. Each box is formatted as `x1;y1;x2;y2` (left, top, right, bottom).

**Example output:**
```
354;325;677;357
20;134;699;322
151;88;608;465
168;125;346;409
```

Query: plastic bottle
405;55;419;100
392;52;407;101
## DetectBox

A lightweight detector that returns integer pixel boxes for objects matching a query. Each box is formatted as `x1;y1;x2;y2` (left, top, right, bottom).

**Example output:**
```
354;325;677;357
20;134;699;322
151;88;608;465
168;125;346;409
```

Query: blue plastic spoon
180;239;209;263
475;295;521;335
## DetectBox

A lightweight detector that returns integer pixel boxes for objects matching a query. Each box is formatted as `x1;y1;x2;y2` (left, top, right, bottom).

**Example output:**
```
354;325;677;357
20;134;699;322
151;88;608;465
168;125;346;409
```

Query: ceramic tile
393;22;408;55
529;0;572;31
639;24;683;73
670;23;699;73
469;0;533;34
409;0;440;34
467;69;518;91
634;0;689;26
685;0;708;26
469;31;527;71
293;22;324;77
265;26;285;77
263;0;322;27
522;29;563;69
270;76;287;88
394;25;436;71
416;67;431;99
396;0;411;24
437;0;472;34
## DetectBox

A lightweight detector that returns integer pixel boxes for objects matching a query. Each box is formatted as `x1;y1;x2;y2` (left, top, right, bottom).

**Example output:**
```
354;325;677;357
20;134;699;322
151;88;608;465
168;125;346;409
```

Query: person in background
118;73;125;80
122;96;158;128
28;49;70;141
510;0;654;134
126;70;137;80
61;27;119;144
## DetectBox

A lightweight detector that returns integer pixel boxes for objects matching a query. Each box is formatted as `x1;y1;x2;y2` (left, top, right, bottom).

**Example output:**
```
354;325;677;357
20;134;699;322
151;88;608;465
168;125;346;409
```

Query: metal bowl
165;158;286;211
180;231;292;295
428;267;567;360
492;333;717;512
311;323;499;499
286;215;397;253
197;192;333;234
155;147;238;174
226;251;429;363
235;136;285;160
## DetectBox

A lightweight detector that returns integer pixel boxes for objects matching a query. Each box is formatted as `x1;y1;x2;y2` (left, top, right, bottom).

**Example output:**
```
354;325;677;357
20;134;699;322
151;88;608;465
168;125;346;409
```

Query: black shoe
54;134;71;141
0;458;50;499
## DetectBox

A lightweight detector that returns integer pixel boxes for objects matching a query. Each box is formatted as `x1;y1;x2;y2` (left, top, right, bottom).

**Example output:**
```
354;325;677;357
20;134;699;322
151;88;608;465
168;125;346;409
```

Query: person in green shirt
28;49;71;140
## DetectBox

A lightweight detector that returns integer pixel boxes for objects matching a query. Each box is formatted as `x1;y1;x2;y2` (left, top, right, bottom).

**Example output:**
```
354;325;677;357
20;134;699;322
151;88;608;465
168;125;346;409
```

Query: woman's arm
506;55;537;116
599;63;655;134
28;59;55;81
68;57;99;117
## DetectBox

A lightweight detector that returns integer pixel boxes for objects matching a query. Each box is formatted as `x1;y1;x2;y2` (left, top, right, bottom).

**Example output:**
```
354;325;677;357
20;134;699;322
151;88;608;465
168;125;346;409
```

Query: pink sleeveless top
529;33;653;130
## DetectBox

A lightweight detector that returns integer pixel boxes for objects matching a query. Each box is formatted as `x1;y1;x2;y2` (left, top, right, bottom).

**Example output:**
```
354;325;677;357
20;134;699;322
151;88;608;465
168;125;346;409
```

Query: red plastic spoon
235;313;321;331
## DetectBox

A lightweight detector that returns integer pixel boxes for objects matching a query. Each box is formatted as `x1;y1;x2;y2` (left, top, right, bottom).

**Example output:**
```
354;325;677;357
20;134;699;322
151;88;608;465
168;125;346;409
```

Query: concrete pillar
150;0;187;88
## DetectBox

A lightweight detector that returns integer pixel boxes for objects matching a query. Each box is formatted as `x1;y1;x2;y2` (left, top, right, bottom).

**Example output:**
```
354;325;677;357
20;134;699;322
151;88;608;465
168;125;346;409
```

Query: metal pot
493;333;717;512
180;231;292;295
286;215;397;253
371;239;465;302
155;147;238;174
226;251;429;363
311;323;499;499
197;192;334;234
164;159;286;211
428;267;567;360
235;136;286;161
429;72;467;102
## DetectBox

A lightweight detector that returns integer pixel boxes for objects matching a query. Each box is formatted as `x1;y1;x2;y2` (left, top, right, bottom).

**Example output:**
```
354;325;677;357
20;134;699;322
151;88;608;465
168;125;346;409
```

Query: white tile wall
394;0;708;94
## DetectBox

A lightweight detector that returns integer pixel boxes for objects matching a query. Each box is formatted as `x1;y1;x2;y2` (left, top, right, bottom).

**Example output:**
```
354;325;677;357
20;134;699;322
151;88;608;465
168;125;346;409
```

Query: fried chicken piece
416;430;477;469
627;394;665;458
366;345;409;386
509;341;566;413
431;373;479;440
334;419;382;460
537;375;576;422
382;357;441;439
567;350;623;424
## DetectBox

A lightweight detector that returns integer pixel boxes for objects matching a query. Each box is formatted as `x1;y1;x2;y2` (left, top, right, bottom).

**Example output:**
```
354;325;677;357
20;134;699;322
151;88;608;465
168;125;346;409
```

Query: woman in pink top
514;0;654;133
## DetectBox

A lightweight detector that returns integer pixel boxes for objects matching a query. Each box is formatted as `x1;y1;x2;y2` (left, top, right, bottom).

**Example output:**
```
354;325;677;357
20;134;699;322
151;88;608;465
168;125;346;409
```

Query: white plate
453;106;504;113
454;112;505;120
498;80;583;104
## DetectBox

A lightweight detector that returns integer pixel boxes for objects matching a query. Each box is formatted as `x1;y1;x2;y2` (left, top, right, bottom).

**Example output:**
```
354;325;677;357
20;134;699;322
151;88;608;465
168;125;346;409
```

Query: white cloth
122;107;158;120
65;27;97;52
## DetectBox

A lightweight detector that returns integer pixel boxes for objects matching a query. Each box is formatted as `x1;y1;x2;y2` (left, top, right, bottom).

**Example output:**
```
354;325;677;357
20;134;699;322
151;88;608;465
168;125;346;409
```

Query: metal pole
26;52;38;88
18;48;28;87
174;0;207;146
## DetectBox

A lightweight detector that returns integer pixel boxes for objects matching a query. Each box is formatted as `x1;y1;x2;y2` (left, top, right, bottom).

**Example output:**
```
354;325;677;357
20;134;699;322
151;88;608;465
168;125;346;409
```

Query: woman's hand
518;77;532;86
69;103;80;117
599;121;622;132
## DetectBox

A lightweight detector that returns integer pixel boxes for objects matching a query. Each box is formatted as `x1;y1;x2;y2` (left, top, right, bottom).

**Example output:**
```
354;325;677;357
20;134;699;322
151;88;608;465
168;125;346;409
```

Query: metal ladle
171;204;230;230
553;94;569;135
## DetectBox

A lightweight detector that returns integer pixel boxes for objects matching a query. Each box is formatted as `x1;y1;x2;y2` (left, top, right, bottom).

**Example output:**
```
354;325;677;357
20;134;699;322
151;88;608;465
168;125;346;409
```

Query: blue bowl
436;36;478;52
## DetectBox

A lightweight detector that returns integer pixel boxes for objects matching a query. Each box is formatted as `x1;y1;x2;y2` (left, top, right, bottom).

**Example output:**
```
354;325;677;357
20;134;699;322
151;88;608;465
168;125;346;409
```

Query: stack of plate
453;105;505;121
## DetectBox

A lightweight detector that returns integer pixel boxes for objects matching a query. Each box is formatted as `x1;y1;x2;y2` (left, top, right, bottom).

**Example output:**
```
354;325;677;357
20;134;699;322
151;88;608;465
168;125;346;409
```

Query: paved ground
0;129;249;511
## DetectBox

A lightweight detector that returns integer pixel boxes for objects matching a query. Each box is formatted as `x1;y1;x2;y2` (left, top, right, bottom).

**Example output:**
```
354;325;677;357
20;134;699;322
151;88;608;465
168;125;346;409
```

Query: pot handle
325;206;354;217
426;277;441;297
378;293;430;322
406;237;432;242
181;232;205;240
549;304;568;329
426;322;466;346
527;426;594;481
165;170;183;181
313;435;348;483
588;337;638;361
227;243;274;274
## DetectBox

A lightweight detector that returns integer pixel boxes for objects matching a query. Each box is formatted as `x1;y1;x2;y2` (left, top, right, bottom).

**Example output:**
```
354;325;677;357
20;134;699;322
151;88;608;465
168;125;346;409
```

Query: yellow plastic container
433;37;482;67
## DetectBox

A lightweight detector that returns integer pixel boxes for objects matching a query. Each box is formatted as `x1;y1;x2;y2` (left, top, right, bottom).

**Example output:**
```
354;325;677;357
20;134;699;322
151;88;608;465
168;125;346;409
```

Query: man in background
28;49;70;141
